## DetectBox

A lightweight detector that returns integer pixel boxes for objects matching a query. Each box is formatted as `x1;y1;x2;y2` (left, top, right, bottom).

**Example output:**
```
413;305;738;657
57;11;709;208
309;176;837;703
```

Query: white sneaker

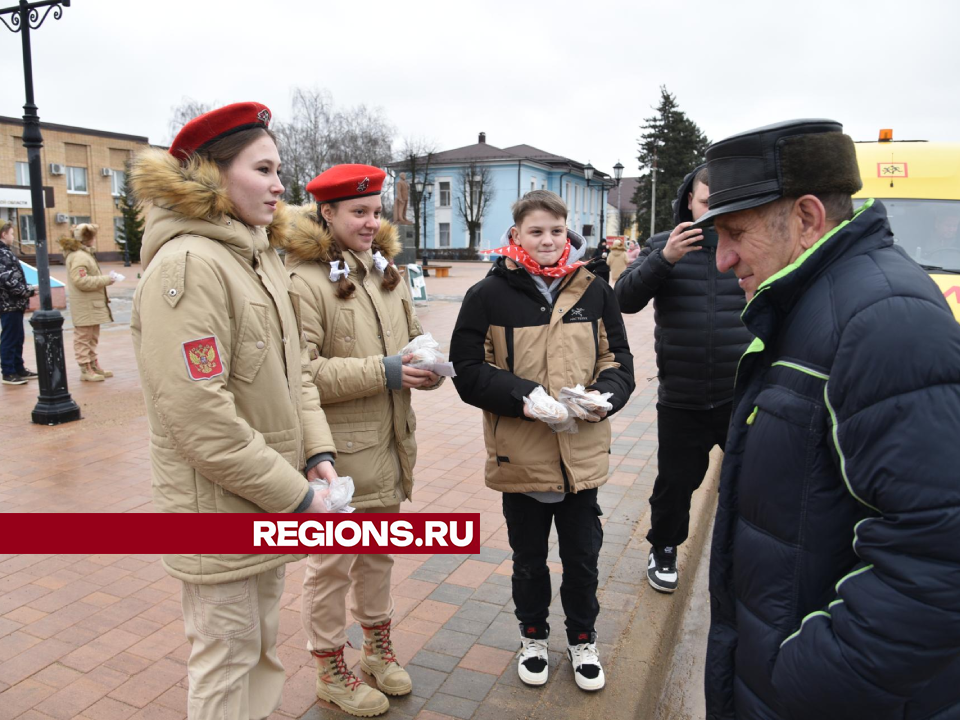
517;635;549;686
567;641;605;691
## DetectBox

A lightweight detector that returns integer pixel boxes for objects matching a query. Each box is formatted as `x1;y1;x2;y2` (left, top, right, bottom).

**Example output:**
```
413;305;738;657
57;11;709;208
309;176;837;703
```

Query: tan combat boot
313;645;389;717
359;619;412;696
93;361;113;378
80;364;104;382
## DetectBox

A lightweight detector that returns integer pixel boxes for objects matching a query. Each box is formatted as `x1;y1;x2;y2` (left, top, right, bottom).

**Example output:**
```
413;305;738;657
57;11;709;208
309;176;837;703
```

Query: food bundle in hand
559;384;613;421
523;386;578;433
401;332;456;377
309;475;356;513
109;271;125;282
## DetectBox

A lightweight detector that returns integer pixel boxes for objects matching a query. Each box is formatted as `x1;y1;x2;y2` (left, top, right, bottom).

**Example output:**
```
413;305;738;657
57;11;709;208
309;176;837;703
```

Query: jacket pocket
331;421;379;454
332;307;357;357
232;300;269;383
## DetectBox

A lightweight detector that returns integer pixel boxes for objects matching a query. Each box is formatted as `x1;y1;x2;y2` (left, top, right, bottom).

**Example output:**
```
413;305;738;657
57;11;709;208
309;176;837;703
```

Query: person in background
606;237;628;284
58;223;115;382
0;222;38;385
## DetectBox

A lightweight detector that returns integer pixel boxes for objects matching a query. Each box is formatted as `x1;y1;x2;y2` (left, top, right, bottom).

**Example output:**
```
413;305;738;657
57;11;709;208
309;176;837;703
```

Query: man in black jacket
0;222;37;385
615;167;751;593
699;119;960;720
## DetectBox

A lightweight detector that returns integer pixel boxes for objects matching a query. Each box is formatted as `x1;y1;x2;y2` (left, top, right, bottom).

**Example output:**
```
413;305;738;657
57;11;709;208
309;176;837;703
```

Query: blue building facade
391;135;613;252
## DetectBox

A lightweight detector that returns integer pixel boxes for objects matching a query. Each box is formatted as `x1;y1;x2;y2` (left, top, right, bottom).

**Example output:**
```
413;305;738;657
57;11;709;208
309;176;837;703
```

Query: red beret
307;164;386;204
169;102;272;161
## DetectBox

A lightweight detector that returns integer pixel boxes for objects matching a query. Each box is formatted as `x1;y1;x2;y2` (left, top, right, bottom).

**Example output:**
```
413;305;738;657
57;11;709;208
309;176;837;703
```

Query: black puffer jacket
706;199;960;720
615;166;751;409
0;242;33;313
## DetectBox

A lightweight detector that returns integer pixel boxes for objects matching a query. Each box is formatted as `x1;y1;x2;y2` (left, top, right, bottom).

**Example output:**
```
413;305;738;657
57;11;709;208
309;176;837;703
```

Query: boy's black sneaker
17;369;38;380
517;623;549;686
2;374;27;385
647;546;679;593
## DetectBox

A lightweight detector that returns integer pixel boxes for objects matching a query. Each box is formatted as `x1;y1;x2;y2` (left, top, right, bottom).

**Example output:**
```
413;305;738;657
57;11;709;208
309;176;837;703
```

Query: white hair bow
372;251;389;274
329;260;350;282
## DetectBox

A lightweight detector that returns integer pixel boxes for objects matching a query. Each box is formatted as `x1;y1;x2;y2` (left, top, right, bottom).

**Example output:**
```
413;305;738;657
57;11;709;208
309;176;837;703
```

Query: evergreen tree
631;86;710;241
285;175;306;206
117;177;144;263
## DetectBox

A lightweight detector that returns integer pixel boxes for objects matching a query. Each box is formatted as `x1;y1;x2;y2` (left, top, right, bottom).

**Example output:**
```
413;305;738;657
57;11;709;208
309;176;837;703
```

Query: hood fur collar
275;202;401;264
57;235;85;253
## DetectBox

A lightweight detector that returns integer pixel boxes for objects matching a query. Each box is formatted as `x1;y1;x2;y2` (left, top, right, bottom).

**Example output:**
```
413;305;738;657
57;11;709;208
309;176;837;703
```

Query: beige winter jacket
59;228;113;327
280;206;438;508
607;241;628;284
129;148;335;585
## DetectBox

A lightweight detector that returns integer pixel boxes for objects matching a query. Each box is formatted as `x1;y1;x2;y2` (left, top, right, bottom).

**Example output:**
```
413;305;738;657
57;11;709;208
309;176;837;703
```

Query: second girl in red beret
278;164;442;717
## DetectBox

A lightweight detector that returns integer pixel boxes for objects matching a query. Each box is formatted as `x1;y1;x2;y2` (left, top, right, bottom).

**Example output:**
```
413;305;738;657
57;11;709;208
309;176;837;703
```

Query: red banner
0;513;481;554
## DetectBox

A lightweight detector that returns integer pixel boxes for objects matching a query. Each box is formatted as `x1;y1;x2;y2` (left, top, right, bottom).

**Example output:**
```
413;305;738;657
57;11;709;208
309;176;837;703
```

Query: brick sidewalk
0;261;662;720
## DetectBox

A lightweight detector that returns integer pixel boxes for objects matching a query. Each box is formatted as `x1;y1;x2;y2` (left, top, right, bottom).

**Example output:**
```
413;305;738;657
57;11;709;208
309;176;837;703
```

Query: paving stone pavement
0;260;664;719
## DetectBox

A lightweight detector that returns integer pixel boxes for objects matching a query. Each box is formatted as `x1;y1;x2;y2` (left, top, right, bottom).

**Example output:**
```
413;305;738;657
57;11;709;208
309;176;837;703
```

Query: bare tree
397;138;437;254
455;162;495;250
168;97;213;143
328;104;394;168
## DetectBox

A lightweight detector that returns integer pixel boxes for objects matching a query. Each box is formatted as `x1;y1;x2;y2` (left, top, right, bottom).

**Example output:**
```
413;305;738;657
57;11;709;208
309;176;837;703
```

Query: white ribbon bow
329;260;350;282
372;251;389;274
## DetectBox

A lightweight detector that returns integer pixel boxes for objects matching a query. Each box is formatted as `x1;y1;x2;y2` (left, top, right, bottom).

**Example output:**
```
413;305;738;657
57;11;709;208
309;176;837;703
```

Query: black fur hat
693;119;862;228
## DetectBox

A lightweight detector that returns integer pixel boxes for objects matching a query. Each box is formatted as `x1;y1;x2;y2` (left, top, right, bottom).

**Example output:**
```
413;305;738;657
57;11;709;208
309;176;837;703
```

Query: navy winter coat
0;242;33;313
706;199;960;720
615;167;751;409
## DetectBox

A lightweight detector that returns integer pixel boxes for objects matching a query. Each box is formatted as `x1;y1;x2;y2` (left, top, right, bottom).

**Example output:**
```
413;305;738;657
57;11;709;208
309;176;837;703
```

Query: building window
111;169;126;196
69;215;92;226
19;214;36;244
439;223;450;248
438;181;451;207
541;180;546;190
114;217;125;243
15;161;30;186
575;185;580;213
66;166;88;194
530;179;535;193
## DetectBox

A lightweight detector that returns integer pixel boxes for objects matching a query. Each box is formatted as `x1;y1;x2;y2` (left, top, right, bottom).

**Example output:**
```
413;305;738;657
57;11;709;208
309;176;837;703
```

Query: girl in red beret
279;165;442;717
129;103;337;720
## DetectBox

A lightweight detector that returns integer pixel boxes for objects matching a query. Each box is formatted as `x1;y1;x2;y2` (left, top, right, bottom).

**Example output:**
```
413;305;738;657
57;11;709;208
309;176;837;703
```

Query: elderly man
697;119;960;720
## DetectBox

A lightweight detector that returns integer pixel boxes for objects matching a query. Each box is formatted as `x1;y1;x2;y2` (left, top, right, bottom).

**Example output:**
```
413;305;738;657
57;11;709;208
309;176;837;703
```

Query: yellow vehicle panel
931;275;960;322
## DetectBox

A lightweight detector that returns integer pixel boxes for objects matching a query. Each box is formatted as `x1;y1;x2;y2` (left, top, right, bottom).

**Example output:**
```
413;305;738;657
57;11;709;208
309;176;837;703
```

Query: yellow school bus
854;131;960;321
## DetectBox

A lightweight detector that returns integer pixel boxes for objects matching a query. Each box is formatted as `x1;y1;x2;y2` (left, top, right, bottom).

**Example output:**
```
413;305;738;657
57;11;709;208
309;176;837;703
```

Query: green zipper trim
780;610;832;648
828;599;845;611
746;406;759;425
771;360;830;380
835;563;875;594
824;382;881;513
741;199;876;320
852;517;871;555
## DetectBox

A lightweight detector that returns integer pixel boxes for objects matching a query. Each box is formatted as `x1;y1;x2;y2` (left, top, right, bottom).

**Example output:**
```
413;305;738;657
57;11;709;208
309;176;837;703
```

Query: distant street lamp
1;0;81;426
613;161;625;236
583;162;612;243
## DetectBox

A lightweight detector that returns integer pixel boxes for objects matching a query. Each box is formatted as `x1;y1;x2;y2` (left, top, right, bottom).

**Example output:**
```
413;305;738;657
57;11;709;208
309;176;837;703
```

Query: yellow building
0;115;150;261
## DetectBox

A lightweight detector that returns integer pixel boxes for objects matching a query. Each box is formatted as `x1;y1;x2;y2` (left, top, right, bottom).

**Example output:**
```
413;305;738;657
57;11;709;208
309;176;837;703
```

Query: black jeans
502;487;603;645
0;311;26;376
646;403;731;549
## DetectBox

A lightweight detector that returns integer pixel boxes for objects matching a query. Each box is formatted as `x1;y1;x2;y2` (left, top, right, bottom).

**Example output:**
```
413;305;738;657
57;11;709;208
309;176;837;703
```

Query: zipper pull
746;406;759;426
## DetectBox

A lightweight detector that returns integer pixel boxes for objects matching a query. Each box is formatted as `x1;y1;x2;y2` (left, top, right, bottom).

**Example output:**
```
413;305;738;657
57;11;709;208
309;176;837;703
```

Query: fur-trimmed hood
129;147;288;268
276;202;401;265
57;235;85;254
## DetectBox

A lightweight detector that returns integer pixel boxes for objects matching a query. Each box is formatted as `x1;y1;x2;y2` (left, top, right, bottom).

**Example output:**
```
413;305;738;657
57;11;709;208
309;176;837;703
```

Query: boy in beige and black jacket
450;190;634;693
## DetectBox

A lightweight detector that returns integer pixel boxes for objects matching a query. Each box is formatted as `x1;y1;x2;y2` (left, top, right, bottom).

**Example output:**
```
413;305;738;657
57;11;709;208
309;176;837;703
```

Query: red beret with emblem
306;164;386;204
169;102;272;161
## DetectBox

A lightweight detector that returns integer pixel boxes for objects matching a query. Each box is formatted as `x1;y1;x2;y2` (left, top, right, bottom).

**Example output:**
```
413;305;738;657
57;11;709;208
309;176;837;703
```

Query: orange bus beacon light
879;128;894;142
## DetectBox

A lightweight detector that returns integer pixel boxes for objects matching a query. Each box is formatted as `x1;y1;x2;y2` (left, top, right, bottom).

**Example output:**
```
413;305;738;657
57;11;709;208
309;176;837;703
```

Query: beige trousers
181;565;286;720
301;504;399;652
74;324;100;365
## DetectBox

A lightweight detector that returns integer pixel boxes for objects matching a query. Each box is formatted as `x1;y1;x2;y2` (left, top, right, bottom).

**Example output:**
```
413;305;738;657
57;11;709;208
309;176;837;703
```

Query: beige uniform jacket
129;148;335;585
281;209;438;508
607;242;628;284
58;236;113;327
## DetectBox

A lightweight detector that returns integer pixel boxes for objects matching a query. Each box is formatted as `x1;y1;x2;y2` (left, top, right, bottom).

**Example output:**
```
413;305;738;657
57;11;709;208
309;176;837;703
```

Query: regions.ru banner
0;513;480;554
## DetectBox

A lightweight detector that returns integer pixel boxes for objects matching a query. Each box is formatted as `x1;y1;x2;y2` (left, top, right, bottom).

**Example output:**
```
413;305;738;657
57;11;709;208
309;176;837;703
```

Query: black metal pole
2;0;80;425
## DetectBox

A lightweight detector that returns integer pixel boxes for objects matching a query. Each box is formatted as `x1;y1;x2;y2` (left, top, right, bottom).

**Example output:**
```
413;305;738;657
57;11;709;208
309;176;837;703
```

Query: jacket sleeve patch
182;336;224;381
78;267;87;278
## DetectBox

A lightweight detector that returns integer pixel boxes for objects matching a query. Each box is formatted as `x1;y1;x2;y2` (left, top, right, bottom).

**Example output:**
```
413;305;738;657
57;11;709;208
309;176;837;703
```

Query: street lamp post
613;161;624;236
583;162;611;244
1;0;80;425
650;152;658;240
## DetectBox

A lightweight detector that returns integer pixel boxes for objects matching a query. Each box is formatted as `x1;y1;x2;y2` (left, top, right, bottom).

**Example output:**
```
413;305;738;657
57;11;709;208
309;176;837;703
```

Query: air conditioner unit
49;163;65;175
55;213;69;224
101;168;113;177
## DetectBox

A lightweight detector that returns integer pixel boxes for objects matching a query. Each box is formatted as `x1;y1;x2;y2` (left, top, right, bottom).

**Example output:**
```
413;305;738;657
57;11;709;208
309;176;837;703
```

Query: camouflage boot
313;645;389;717
359;620;412;696
93;360;113;378
80;363;104;382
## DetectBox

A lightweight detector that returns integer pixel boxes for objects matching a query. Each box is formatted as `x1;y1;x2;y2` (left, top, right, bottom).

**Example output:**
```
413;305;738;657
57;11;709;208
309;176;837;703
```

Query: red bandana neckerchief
487;236;586;279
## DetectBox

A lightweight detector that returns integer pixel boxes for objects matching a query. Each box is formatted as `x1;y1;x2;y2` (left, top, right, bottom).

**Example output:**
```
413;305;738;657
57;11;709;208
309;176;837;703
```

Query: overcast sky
2;0;957;179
